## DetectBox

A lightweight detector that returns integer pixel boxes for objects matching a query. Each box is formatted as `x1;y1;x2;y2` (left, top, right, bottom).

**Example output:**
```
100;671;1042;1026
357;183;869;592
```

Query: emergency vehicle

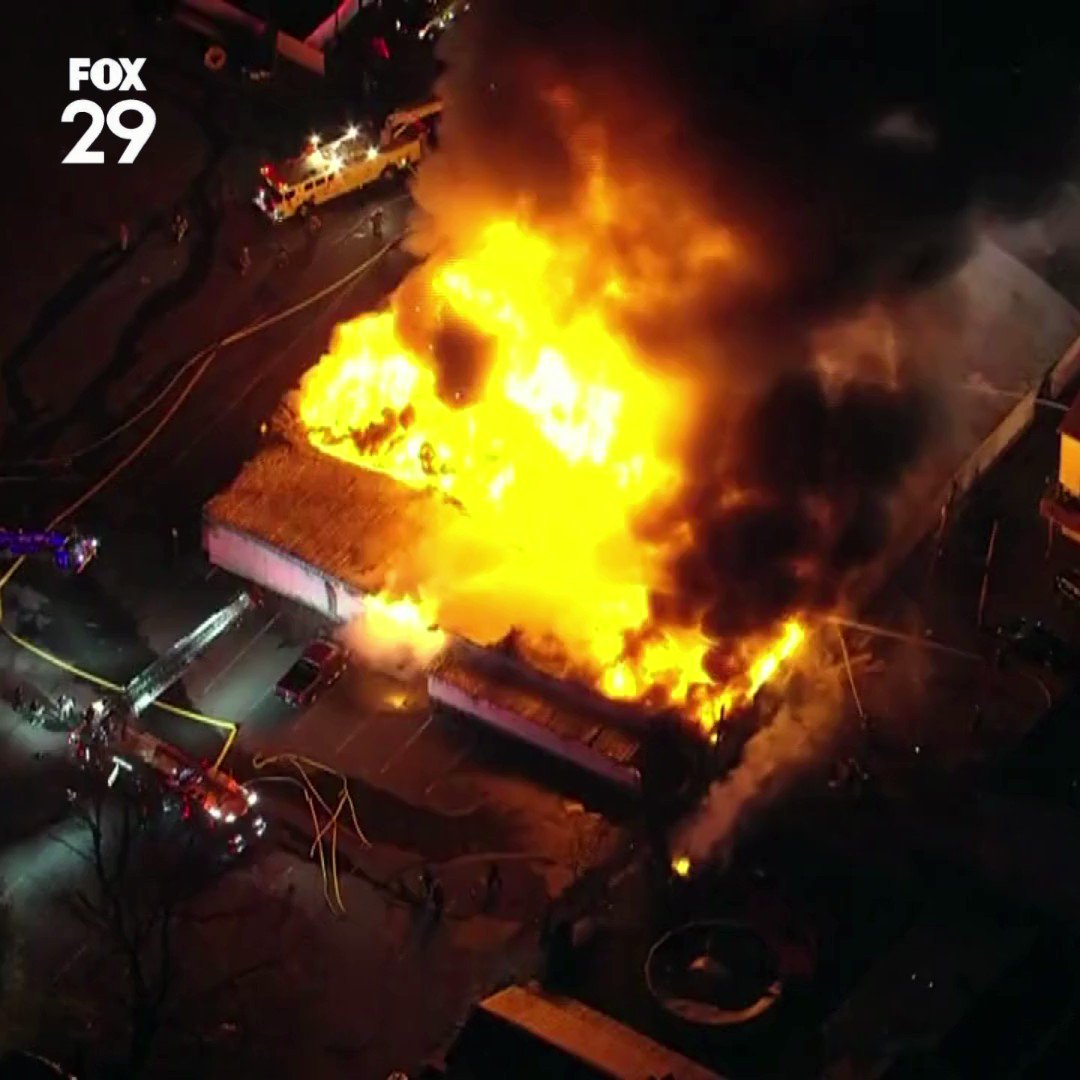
254;99;442;222
419;1;466;40
69;715;266;858
65;590;265;858
0;527;99;574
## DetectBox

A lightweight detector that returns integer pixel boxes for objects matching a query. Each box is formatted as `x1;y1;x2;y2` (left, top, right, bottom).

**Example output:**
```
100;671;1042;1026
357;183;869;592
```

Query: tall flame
297;182;805;731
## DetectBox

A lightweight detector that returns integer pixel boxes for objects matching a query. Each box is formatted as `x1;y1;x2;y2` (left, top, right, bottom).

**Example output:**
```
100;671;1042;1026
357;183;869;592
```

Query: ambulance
254;99;442;222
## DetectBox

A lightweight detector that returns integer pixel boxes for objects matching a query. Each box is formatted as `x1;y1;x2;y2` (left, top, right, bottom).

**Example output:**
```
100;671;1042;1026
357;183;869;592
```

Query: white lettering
68;58;91;92
118;57;147;92
64;58;156;163
61;100;105;164
108;100;156;164
91;58;122;91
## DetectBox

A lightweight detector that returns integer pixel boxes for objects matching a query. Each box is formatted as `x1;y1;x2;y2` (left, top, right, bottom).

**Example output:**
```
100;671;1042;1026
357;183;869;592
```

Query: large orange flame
297;197;805;731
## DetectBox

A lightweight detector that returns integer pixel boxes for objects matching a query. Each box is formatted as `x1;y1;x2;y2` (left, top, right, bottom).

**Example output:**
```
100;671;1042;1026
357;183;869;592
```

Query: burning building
208;1;1080;795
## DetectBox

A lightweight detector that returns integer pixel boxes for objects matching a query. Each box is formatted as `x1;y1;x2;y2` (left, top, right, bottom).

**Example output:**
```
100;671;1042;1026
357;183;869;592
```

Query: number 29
62;99;156;165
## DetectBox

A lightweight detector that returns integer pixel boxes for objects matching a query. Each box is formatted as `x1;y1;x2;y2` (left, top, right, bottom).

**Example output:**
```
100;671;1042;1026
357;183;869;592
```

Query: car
275;638;348;706
995;617;1079;674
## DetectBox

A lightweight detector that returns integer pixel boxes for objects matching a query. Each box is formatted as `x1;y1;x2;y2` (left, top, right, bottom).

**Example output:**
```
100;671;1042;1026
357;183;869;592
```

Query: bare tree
52;780;298;1077
54;781;210;1073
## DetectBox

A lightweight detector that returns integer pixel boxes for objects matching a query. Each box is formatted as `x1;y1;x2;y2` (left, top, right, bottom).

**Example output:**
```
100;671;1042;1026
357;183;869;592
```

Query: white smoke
987;182;1080;267
671;659;846;867
340;596;447;680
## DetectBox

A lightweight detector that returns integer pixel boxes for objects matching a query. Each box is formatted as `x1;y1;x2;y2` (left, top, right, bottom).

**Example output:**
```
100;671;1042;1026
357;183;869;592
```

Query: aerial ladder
68;589;264;853
121;590;257;715
380;99;443;144
0;528;99;574
70;589;256;738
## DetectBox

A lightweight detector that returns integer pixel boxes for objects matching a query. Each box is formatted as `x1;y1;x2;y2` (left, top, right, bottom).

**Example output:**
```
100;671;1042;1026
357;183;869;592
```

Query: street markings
377;713;435;776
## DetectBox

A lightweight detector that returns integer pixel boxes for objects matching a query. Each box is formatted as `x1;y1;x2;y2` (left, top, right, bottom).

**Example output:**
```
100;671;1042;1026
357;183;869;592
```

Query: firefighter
57;695;76;727
418;865;434;905
172;208;189;244
418;864;444;920
483;861;502;911
86;701;107;745
429;877;445;921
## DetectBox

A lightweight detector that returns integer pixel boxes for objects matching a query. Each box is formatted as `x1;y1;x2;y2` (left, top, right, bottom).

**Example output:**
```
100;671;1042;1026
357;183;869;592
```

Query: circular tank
645;919;783;1030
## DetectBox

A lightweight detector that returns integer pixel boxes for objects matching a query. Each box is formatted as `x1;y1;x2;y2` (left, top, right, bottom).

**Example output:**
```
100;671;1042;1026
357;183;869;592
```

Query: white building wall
203;520;366;623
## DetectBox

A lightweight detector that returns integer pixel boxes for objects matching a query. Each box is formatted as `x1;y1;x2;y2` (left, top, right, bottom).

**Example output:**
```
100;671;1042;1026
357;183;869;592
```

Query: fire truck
254;99;442;221
67;590;266;858
69;717;266;857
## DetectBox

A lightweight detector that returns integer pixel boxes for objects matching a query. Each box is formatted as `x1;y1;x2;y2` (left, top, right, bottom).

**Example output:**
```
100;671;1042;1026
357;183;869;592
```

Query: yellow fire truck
254;99;442;222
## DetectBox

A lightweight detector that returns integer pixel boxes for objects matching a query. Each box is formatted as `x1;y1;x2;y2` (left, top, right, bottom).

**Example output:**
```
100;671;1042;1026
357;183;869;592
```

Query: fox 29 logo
63;58;156;164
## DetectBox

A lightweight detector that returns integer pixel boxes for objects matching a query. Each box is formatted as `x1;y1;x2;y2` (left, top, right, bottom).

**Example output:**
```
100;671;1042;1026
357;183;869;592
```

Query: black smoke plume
424;0;1080;319
660;375;932;643
412;0;1080;645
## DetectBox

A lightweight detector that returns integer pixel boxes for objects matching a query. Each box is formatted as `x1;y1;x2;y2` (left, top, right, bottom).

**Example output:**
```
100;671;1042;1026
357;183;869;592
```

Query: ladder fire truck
254;99;442;221
68;590;267;858
0;528;99;574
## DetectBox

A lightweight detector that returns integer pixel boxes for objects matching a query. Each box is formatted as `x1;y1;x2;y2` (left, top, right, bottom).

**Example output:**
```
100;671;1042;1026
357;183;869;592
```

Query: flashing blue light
0;529;99;573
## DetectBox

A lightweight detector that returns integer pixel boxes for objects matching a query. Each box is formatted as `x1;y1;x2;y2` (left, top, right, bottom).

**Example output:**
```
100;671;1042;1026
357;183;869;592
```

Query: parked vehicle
254;100;441;222
68;717;265;858
275;638;348;707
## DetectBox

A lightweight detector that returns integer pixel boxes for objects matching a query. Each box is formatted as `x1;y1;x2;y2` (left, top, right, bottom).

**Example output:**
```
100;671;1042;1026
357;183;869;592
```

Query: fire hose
0;237;403;769
3;236;403;473
251;752;371;915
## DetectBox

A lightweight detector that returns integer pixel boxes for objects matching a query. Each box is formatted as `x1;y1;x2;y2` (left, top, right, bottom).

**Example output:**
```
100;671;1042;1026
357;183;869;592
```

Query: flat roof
205;439;458;597
268;133;376;187
479;985;724;1080
430;644;644;769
